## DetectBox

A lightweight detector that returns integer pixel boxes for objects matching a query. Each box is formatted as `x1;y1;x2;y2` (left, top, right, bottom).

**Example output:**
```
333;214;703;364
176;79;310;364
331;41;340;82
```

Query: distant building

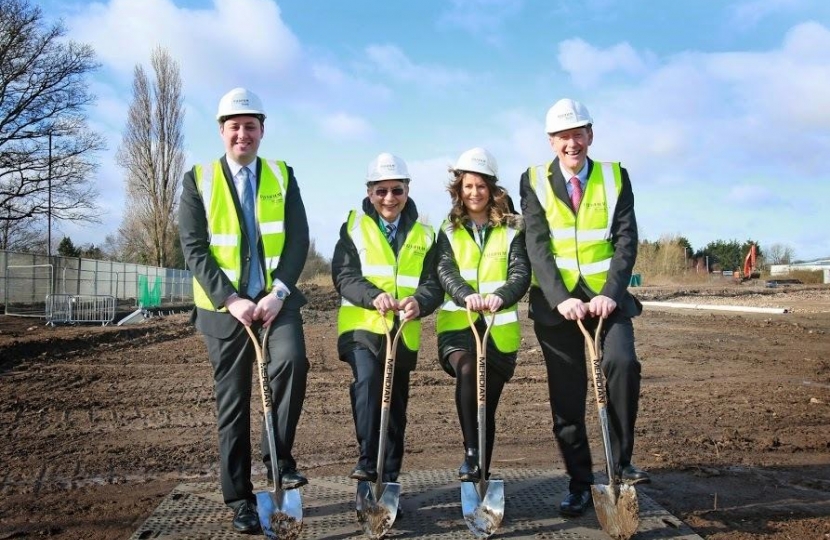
770;258;830;283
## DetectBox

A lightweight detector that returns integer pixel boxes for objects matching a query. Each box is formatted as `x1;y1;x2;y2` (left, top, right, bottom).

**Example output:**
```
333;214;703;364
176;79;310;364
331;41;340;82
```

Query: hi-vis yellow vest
337;211;435;351
528;162;622;293
192;159;289;310
436;220;521;354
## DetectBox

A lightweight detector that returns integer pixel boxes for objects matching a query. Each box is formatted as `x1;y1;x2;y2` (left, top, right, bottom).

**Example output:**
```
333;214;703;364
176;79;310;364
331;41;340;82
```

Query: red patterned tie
569;176;583;212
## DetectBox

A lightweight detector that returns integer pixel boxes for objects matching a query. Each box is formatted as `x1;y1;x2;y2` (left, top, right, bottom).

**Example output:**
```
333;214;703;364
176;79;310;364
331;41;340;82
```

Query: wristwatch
273;288;290;301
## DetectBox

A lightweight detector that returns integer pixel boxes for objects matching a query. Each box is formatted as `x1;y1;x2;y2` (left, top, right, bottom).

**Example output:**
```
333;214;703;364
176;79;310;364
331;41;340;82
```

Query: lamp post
47;131;52;258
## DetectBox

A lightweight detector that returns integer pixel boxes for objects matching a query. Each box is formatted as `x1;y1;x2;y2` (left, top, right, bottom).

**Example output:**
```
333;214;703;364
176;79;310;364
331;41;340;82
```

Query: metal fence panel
1;250;192;322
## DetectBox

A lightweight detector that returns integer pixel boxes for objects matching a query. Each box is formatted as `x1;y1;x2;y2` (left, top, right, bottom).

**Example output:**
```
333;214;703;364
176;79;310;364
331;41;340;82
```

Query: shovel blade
591;483;639;540
356;480;400;539
460;479;504;538
256;489;304;540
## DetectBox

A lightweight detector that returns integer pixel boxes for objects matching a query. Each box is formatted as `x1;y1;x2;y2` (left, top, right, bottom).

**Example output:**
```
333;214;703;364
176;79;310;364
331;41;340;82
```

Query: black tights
448;350;507;470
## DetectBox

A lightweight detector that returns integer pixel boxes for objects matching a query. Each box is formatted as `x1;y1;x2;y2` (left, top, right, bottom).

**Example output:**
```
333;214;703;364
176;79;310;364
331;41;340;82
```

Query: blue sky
43;0;830;261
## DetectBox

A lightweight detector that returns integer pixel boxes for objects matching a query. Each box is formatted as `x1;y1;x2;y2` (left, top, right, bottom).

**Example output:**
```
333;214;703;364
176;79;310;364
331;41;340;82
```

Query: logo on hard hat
380;163;396;171
558;112;576;120
472;156;487;166
232;98;250;106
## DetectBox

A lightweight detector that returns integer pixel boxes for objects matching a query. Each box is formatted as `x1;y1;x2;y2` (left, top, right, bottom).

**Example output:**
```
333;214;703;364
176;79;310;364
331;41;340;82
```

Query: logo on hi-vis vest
583;201;606;210
403;242;427;255
262;192;283;203
484;249;508;262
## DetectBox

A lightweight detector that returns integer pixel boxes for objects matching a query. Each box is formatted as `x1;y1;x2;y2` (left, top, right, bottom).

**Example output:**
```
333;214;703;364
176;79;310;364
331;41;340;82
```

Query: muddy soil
1;283;829;539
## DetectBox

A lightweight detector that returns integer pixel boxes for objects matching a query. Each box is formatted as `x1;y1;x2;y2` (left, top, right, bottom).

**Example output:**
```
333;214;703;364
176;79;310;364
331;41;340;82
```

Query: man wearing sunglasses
331;153;443;516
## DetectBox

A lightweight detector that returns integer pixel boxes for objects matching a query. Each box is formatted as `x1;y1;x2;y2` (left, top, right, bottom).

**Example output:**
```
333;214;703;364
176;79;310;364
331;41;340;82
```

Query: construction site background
0;249;192;324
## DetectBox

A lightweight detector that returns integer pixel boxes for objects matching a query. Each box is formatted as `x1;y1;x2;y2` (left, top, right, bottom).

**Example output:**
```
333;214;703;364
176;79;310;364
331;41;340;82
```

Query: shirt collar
558;159;589;184
379;216;401;230
226;155;256;179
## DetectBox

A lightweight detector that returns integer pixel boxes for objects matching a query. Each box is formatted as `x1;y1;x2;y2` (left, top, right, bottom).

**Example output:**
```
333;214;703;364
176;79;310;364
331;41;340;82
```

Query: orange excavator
735;243;761;282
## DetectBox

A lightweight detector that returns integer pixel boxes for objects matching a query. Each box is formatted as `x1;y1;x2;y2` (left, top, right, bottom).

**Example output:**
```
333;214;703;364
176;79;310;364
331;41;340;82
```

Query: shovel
355;314;407;539
244;325;304;540
576;316;639;540
460;309;505;538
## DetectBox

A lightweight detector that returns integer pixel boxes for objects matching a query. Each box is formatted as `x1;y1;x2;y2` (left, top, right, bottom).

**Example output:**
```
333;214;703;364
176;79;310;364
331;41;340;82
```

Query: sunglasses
373;187;406;197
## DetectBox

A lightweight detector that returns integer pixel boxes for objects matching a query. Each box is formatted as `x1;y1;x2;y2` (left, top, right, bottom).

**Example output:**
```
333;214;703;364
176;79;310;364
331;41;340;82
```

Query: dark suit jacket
519;157;641;326
179;155;310;339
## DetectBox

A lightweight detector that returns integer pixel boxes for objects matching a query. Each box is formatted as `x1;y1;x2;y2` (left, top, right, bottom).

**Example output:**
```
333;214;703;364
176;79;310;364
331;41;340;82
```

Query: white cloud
729;0;809;27
319;112;373;140
558;38;652;88
68;0;302;99
364;44;472;89
726;184;780;206
437;0;523;44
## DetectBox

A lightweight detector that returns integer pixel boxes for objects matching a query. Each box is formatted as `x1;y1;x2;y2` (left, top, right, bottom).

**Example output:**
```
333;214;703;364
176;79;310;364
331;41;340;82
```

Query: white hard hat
216;87;266;121
366;153;410;183
545;98;592;134
454;147;498;178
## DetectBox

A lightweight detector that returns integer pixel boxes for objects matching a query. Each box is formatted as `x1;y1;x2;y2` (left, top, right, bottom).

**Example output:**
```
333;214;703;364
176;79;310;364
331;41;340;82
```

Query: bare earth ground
1;282;829;540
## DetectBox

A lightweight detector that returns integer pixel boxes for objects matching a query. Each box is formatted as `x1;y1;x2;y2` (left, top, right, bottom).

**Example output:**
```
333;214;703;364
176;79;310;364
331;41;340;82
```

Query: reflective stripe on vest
337;210;435;351
529;161;621;293
192;159;289;310
436;220;521;354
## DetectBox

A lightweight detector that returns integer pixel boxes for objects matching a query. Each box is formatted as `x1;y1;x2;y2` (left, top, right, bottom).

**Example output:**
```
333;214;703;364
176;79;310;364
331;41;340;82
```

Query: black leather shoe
559;490;592;517
458;448;480;481
280;468;308;490
349;466;378;482
620;464;651;485
232;501;260;533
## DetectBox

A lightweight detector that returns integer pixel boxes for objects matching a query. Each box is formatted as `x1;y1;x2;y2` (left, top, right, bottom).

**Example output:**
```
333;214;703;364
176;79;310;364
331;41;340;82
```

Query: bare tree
116;46;185;267
766;243;794;265
0;0;105;241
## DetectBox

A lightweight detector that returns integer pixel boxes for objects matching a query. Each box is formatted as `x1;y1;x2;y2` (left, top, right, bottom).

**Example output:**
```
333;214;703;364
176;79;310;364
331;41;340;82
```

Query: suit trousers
533;313;641;493
203;307;309;507
344;347;411;482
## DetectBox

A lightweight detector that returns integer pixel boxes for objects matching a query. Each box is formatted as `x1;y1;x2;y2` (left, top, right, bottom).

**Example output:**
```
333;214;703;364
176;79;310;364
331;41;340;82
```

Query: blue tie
241;167;263;297
385;223;396;244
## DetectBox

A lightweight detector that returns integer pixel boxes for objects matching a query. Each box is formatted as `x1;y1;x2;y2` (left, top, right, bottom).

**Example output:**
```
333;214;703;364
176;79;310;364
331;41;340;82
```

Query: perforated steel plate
130;468;702;539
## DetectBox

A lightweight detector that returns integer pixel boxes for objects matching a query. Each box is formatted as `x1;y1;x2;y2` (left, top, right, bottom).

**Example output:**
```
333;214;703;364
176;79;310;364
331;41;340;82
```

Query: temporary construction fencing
1;250;192;325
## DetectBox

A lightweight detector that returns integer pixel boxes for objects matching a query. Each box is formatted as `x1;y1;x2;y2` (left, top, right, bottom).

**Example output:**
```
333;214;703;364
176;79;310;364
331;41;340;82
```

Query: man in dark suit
179;87;310;534
519;98;650;518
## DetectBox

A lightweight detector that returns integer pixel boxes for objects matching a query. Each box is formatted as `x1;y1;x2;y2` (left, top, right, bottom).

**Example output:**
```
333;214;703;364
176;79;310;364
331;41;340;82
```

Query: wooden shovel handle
576;317;607;406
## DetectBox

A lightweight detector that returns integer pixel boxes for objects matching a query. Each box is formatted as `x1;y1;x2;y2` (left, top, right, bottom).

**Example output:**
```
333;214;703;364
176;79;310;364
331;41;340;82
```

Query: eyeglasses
373;187;406;197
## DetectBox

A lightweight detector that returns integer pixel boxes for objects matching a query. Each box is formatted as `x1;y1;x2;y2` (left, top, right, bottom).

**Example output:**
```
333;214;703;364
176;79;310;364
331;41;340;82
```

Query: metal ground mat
130;468;702;539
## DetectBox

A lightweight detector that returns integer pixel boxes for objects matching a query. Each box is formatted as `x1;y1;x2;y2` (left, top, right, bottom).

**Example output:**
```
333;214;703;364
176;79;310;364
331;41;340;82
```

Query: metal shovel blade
460;479;504;538
591;483;639;540
356;480;400;539
256;489;304;540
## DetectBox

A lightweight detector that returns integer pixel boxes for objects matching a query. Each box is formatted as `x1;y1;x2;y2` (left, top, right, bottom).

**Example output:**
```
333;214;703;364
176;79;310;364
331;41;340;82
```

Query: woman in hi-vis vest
435;148;530;481
331;153;443;517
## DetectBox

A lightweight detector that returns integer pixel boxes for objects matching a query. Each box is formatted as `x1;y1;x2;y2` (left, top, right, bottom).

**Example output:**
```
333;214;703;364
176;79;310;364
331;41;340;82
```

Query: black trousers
533;314;641;493
448;350;508;472
344;347;411;482
203;308;309;508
